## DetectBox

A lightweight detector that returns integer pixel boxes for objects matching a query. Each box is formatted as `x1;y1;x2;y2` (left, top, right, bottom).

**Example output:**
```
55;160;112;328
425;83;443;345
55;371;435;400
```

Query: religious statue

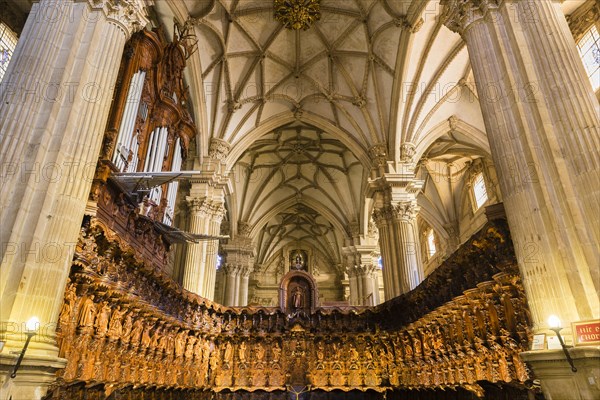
107;305;125;340
95;301;111;337
59;281;77;329
255;342;265;362
223;342;233;365
175;329;188;357
316;341;325;361
271;342;282;363
129;318;143;345
349;344;359;363
238;341;247;363
77;295;96;329
291;286;304;309
121;312;133;342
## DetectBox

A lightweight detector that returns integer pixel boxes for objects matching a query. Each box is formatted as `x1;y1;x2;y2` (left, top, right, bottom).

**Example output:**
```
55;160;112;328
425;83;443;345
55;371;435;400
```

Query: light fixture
10;316;40;379
548;314;577;373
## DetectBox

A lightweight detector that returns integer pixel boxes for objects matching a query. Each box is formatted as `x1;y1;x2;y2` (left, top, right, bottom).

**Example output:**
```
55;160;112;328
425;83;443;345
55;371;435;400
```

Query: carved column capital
87;0;149;37
208;138;231;161
221;264;240;276
566;1;600;42
372;205;394;228
210;203;227;223
393;201;420;222
440;0;501;35
238;221;253;237
186;197;209;215
399;142;417;164
368;143;388;169
348;221;360;238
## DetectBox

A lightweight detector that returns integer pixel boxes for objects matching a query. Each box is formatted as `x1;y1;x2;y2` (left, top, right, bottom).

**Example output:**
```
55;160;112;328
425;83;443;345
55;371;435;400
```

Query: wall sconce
548;315;577;373
10;316;40;379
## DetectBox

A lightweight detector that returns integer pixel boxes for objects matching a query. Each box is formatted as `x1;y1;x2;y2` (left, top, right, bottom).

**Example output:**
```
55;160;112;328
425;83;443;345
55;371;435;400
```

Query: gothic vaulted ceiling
230;124;366;270
151;0;586;281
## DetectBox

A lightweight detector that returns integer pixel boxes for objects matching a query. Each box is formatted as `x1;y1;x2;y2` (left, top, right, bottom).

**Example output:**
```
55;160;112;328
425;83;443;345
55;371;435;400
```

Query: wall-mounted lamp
548;315;577;373
10;316;40;379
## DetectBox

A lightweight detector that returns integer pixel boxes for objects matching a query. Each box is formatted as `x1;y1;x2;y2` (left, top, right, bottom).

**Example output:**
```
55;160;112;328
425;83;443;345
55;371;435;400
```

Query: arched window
577;25;600;92
471;172;488;211
0;22;18;82
427;229;437;258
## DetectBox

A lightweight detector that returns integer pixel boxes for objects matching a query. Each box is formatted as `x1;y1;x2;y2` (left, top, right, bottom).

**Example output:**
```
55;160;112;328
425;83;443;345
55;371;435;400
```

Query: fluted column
239;266;251;306
203;203;226;299
0;0;146;397
358;265;379;306
346;267;359;305
181;198;225;299
220;234;254;306
373;199;423;300
345;247;381;306
442;0;599;328
222;265;239;306
181;199;208;294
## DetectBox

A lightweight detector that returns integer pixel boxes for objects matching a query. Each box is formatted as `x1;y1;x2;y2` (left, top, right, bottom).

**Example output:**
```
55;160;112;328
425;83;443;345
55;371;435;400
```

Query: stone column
0;1;147;397
181;198;208;294
346;267;359;305
358;265;379;306
238;266;251;306
181;198;226;300
221;265;239;306
180;139;229;300
344;247;381;306
442;0;599;328
373;196;423;300
220;233;254;306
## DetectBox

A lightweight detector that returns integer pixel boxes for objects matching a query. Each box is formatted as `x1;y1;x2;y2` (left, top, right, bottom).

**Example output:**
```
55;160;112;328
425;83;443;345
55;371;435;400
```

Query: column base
520;347;600;400
0;353;66;400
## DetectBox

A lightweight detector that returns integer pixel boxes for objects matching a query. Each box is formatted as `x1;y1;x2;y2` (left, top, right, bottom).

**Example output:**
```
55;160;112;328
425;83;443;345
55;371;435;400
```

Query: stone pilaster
0;0;147;398
441;0;599;329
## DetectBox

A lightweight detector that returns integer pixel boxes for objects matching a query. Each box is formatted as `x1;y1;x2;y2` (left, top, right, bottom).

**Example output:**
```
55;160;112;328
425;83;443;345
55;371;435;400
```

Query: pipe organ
100;27;196;226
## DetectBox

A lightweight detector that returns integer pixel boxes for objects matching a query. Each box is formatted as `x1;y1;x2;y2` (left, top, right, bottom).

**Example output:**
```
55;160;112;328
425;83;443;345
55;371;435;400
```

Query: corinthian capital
368;143;388;169
186;197;209;214
440;0;501;35
88;0;149;37
394;201;419;221
208;138;231;161
372;205;394;227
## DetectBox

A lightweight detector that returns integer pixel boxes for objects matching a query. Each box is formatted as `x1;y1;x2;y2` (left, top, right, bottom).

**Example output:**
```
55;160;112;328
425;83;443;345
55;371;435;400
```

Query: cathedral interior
0;0;598;399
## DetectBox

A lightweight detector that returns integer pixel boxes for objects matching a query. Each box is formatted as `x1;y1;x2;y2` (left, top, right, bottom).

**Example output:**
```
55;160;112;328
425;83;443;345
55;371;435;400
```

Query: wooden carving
50;219;536;400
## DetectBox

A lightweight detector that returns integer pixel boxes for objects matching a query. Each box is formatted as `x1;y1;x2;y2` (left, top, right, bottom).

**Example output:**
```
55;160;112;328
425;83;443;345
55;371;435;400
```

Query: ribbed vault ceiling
148;0;587;286
189;0;418;150
229;124;365;271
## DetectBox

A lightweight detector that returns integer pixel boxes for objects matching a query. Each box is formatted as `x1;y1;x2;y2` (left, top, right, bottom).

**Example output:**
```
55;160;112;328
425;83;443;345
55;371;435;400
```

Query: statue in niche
290;250;307;271
77;295;96;329
291;286;304;309
238;341;247;364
